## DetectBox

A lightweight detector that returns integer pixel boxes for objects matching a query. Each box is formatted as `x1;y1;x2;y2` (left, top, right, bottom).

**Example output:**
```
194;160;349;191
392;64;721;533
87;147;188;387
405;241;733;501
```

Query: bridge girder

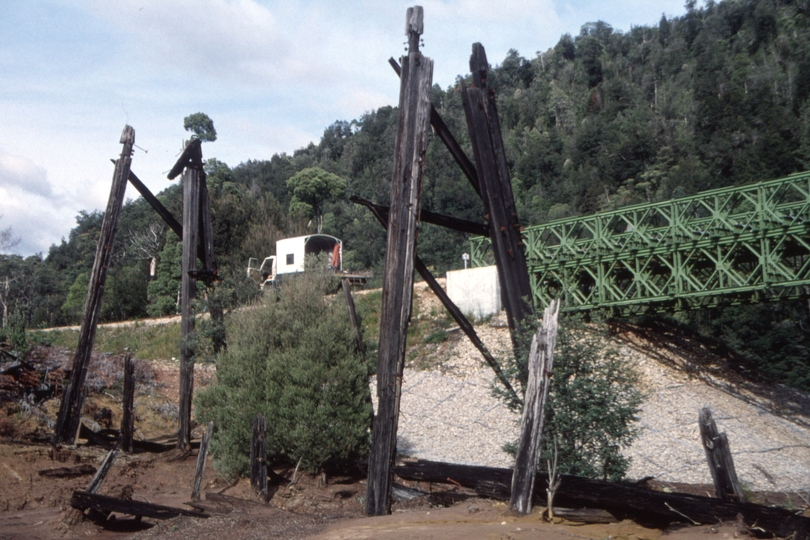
470;171;810;315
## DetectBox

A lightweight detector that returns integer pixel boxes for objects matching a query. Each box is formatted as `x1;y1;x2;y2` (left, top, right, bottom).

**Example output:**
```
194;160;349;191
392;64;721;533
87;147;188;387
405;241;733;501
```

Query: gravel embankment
374;298;810;492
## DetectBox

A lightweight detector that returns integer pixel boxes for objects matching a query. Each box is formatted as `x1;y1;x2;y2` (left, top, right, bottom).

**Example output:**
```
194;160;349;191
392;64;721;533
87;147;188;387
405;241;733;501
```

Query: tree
499;317;643;481
184;112;217;143
0;219;22;329
147;240;182;317
196;270;372;479
286;167;346;233
61;272;89;324
540;319;643;480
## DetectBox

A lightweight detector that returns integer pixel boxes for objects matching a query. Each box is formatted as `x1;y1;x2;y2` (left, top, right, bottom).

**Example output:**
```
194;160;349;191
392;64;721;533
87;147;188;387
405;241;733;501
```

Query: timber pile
0;348;69;403
394;459;810;538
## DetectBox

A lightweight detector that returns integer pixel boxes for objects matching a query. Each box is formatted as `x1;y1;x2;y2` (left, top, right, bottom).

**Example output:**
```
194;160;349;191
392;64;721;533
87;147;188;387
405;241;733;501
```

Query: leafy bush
195;270;372;479
0;309;29;358
147;240;182;318
499;316;643;481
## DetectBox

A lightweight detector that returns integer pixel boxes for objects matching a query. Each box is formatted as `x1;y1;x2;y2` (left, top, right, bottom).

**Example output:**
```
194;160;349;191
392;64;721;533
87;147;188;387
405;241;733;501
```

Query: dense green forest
2;0;809;389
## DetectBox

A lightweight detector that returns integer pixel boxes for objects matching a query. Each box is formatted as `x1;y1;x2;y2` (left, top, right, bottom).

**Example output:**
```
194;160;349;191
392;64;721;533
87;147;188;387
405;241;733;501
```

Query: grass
25;284;458;368
29;321;182;361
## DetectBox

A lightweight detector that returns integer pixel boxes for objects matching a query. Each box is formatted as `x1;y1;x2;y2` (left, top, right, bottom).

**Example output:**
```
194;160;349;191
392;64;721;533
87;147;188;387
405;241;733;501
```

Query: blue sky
0;0;687;256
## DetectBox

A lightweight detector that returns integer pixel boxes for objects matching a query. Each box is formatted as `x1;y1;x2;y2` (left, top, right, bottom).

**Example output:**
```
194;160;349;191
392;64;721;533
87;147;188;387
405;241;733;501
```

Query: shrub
195;270;372;479
499;315;643;481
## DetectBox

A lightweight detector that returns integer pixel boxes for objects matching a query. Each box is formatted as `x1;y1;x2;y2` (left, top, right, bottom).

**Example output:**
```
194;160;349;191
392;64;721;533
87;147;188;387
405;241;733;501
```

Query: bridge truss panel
470;172;810;315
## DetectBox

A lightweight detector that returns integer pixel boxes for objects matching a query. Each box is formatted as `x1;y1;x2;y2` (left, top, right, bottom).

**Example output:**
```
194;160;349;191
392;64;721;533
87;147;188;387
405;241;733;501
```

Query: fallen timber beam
38;464;96;478
349;195;488;237
394;459;810;538
353;196;518;402
78;422;177;453
389;57;480;196
71;491;209;520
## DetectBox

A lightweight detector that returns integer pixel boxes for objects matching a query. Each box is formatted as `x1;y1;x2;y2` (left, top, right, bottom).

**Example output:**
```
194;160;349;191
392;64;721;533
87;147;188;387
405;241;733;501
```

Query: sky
0;0;687;256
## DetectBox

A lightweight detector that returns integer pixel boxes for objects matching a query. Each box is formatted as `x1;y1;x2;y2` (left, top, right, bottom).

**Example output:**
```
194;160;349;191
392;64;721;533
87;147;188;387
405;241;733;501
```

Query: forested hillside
2;0;809;389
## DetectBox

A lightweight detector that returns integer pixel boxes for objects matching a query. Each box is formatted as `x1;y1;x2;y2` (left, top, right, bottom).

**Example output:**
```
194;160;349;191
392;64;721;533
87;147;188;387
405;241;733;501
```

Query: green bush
195;270;372;479
499;316;643;481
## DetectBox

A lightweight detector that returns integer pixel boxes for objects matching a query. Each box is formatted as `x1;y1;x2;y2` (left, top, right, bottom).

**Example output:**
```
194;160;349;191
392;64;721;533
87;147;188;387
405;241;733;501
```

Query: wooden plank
396;459;810;538
366;6;433;517
250;414;268;502
191;421;213;501
178;143;203;451
355;196;518;403
119;354;134;453
38;464;96;478
510;300;559;514
86;449;119;494
388;58;480;196
699;408;745;502
53;125;135;446
460;44;534;364
78;423;176;453
71;491;209;520
350;195;487;237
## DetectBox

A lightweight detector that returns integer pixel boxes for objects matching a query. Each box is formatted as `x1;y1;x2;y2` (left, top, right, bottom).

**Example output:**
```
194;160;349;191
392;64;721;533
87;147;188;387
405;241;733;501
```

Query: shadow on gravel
612;320;810;430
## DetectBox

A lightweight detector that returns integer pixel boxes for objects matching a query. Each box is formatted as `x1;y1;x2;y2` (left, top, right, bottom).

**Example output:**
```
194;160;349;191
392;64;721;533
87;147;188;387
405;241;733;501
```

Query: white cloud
0;152;76;255
0;154;53;197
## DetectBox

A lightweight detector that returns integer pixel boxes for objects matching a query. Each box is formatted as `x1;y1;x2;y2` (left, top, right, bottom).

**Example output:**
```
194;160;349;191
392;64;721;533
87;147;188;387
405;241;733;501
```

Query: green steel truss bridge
470;171;810;315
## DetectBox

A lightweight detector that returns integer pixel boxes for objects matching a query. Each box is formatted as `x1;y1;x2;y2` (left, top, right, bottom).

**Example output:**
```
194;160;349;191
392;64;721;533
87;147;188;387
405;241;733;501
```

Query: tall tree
184;112;217;143
286;167;347;233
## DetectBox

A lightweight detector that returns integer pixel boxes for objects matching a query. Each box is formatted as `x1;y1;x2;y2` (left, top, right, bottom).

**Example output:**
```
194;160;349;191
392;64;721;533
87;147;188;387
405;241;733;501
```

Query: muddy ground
0;346;807;539
0;439;769;540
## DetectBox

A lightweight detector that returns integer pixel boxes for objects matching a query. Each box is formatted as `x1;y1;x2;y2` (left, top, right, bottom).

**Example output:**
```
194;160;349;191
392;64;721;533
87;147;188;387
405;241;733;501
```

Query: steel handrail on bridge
470;171;810;315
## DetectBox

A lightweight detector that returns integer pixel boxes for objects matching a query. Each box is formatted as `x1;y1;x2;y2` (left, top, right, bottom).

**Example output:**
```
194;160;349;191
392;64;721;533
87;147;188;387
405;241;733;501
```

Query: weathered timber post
699;407;745;502
460;43;534;367
510;300;559;514
179;166;200;450
366;5;433;516
119;354;135;453
192;421;213;501
87;449;119;494
64;447;120;525
250;414;268;502
166;139;205;451
53;126;135;446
